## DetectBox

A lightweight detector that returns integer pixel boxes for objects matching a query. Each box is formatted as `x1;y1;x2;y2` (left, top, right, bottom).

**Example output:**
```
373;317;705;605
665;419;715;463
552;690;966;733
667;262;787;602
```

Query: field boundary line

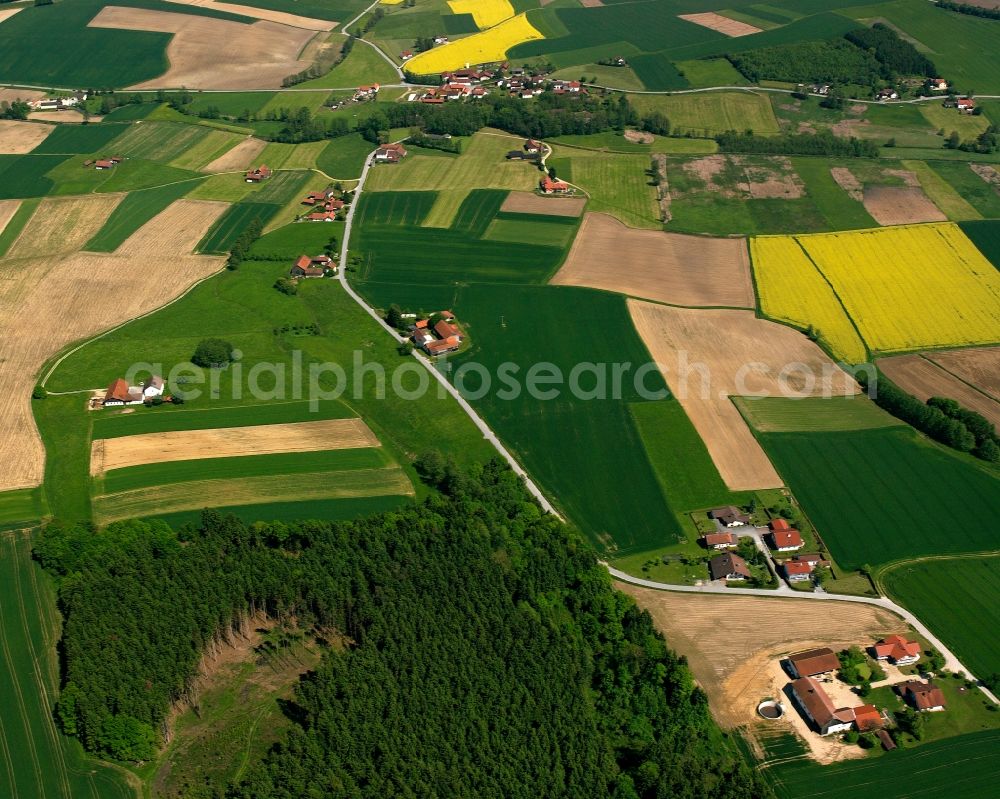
918;352;1000;404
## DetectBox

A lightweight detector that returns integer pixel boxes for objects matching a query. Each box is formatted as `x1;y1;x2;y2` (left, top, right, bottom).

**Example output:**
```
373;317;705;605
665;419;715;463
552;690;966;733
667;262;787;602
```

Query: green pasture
755;426;1000;569
30;122;129;155
316;133;373;179
85;180;203;252
919;103;990;140
110;121;214;163
249;219;342;259
0;198;39;256
100;102;159;122
483;217;577;248
884;556;1000;680
100;448;389;494
675;58;751;89
184;92;276;118
449;283;680;555
188;172;262;203
451;189;508;237
169;130;245;171
766;730;1000;799
0;489;43;530
550;63;646;92
353;191;437;227
92;399;354;440
628;91;780;137
0;154;66;199
932;163;1000;219
548;148;658;229
733;396;901;434
790;157;876;231
900;159;981;221
198;201;279;252
297;41;399;89
0;530;135;799
960;220;1000;270
258;92;332;118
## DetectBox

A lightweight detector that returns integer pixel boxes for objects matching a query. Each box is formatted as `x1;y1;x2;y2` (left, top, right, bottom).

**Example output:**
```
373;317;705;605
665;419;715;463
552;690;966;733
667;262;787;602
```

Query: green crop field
550;63;646;92
0;154;67;199
169;129;245;171
0;489;43;531
94;159;203;194
316;133;373;179
184;92;276;118
630;399;749;516
961;220;1000;270
549;148;658;229
354;191;437;227
449;284;681;555
249;219;342;259
451;189;508;237
628;53;689;91
884;556;1000;680
0;530;135;799
483;217;577;248
0;198;39;256
92;398;354;440
110;121;215;163
628;91;779;137
30;122;130;155
675;58;751;89
755;427;1000;569
101;102;159;122
85;180;203;252
766;730;1000;799
198;201;278;252
933;163;1000;220
734;396;902;433
791;157;877;231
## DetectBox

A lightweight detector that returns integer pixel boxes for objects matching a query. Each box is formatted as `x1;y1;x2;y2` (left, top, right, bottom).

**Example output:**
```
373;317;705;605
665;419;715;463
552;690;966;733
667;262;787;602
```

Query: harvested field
5;194;124;258
200;136;266;172
552;212;753;307
162;0;336;30
830;167;863;202
0;200;18;238
863;186;945;226
500;191;585;217
0;88;46;105
619;584;906;728
89;6;316;90
91;417;379;474
117;198;230;255
678;12;762;37
971;163;1000;191
28;110;97;123
628;300;858;490
878;354;1000;431
0;200;227;491
926;346;1000;400
0;120;53;154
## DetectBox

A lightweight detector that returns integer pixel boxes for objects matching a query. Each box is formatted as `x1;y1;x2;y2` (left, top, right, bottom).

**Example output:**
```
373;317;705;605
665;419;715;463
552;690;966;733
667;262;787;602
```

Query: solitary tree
191;338;235;368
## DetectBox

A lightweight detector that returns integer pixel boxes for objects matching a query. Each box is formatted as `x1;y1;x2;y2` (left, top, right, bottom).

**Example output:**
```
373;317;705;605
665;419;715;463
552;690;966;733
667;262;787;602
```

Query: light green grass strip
734;396;903;433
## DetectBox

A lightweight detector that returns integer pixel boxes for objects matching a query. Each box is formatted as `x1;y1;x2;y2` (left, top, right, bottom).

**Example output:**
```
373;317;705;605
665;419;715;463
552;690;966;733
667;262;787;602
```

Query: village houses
701;532;737;550
708;505;750;527
708;552;750;582
871;635;921;666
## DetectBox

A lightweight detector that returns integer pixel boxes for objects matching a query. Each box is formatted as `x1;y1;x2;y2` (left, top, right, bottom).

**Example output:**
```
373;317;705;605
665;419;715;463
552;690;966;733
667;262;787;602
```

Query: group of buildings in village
702;507;828;586
100;375;166;408
300;188;345;221
785;637;945;746
406;66;587;104
28;90;88;112
409;312;463;356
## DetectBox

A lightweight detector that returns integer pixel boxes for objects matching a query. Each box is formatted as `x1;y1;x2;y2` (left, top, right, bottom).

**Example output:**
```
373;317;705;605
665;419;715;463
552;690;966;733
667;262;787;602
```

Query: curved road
336;143;995;705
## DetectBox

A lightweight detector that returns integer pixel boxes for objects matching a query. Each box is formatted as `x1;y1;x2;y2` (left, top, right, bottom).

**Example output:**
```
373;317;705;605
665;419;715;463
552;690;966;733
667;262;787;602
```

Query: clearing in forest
89;6;316;90
0;120;52;153
877;354;1000;431
0;199;227;492
91;418;380;475
552;212;753;307
628;300;858;491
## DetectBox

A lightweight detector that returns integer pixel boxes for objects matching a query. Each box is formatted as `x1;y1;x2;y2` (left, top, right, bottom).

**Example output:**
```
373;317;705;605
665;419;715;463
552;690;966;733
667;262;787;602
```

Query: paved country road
336;143;997;707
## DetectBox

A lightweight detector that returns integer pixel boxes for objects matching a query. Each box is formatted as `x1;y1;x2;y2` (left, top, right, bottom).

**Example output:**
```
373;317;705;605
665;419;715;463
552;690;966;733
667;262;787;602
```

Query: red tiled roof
788;648;840;677
783;561;813;576
434;320;460;340
295;254;311;269
415;319;428;329
703;532;736;547
874;635;921;661
854;704;882;731
771;529;803;548
104;378;131;403
902;681;946;711
770;518;791;531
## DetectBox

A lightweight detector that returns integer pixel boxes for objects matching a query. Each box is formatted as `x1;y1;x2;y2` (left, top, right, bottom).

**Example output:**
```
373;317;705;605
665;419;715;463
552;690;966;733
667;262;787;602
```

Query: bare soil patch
200;136;266;172
500;191;585;217
925;346;1000;400
0;88;46;105
848;103;867;116
863;185;945;225
0;120;53;154
618;584;906;759
6;194;124;258
90;6;316;90
163;0;336;30
0;201;227;491
578;0;604;6
28;110;99;123
624;129;654;144
628;300;858;490
0;200;19;238
91;418;379;475
679;155;802;200
878;354;1000;430
553;212;752;307
970;163;1000;192
0;7;23;25
652;153;670;222
830;117;871;139
830;167;863;201
883;168;919;187
678;12;761;37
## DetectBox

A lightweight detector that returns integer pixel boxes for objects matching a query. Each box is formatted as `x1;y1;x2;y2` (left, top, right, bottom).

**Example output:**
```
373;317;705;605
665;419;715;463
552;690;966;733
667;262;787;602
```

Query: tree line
35;458;772;798
936;1;1000;21
715;129;881;157
860;371;1000;462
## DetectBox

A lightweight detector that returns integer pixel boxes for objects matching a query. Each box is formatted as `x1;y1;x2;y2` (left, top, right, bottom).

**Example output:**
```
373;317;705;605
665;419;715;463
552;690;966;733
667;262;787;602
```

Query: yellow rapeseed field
797;223;1000;354
448;0;515;29
750;236;868;364
405;13;543;74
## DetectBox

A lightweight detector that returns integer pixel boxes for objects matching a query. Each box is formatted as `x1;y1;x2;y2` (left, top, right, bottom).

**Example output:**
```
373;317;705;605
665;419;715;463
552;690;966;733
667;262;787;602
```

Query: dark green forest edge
35;460;769;799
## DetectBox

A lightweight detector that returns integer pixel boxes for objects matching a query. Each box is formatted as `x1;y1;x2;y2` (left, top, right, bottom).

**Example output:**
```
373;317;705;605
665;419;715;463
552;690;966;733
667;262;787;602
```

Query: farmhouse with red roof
103;378;144;407
787;648;839;678
768;521;804;551
540;175;571;194
375;142;407;163
245;165;271;183
872;635;921;666
900;681;947;712
701;532;737;550
790;677;856;736
708;552;750;582
782;560;813;582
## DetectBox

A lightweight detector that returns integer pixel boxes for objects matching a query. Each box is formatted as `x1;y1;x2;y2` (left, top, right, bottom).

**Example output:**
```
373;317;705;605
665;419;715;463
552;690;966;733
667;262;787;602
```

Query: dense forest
36;459;771;798
729;25;937;86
